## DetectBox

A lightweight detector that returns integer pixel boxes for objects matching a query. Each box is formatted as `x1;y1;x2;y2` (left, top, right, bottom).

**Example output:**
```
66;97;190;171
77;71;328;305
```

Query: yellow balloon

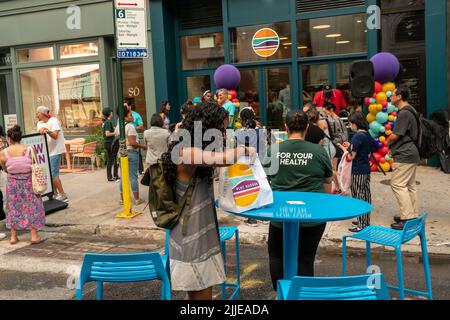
376;104;383;111
367;113;376;123
236;102;240;107
388;115;395;122
228;95;232;100
379;136;386;142
214;95;217;100
376;92;387;104
379;162;391;172
369;104;378;115
385;129;392;136
382;82;396;93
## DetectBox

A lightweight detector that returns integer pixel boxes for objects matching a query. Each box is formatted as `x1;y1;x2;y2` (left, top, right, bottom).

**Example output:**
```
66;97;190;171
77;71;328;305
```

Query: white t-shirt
115;122;139;150
37;117;66;157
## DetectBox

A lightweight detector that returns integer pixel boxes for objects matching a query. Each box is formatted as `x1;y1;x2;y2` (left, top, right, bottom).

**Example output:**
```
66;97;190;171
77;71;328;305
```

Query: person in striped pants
338;112;373;232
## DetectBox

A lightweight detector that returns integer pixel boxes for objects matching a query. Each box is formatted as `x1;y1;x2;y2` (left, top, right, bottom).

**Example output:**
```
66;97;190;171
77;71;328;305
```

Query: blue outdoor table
218;191;372;280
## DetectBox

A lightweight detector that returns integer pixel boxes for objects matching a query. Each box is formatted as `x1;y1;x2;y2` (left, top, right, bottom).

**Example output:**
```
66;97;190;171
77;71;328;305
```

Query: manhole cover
380;179;421;186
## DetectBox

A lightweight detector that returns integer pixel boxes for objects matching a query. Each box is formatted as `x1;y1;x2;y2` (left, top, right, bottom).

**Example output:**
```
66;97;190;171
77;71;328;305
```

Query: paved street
0;166;449;300
0;231;449;300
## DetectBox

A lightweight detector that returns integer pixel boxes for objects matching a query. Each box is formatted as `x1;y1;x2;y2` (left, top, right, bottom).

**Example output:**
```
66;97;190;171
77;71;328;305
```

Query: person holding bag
0;125;45;245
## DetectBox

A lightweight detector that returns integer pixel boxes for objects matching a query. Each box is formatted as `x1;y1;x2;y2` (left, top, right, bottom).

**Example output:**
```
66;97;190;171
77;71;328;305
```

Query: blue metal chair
219;226;241;300
277;274;390;300
76;252;171;300
342;214;432;300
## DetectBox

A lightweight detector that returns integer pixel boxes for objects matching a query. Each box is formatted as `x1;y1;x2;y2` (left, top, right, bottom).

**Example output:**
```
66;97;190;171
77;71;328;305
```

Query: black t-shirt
349;132;371;175
305;123;325;145
390;105;420;164
102;119;115;143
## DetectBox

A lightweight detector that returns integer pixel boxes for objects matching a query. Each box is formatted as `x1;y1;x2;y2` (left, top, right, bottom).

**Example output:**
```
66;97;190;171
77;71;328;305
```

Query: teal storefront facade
0;0;448;137
150;0;448;124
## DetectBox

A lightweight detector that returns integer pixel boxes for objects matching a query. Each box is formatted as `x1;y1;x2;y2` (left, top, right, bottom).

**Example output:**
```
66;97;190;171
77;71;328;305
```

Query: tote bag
30;147;48;195
337;151;352;196
218;156;273;213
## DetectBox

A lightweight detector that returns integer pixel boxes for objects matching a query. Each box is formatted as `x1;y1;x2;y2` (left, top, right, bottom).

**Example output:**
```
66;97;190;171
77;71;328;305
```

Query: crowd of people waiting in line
0;83;423;301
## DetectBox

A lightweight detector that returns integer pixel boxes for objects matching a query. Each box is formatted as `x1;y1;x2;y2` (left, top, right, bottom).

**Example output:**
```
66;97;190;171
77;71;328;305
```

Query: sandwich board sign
114;0;148;58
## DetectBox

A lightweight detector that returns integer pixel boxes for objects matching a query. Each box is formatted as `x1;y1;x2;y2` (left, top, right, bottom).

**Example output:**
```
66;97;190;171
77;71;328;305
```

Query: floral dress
4;147;45;230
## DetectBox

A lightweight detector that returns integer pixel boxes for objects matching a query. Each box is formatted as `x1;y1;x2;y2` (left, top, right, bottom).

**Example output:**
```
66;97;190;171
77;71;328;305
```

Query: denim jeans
119;149;139;193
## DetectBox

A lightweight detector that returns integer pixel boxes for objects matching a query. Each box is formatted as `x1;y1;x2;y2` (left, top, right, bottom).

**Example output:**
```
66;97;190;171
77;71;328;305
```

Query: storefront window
297;14;367;57
0;71;16;118
17;46;54;63
335;62;357;109
20;64;102;135
122;60;147;127
230;22;291;63
0;50;12;67
186;75;211;101
60;42;99;59
236;69;259;119
181;32;224;70
301;64;328;104
266;68;290;130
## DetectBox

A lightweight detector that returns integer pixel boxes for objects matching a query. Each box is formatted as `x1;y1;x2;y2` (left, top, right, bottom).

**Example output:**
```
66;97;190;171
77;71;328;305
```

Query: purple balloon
382;107;387;112
378;142;384;149
370;52;400;83
214;64;241;90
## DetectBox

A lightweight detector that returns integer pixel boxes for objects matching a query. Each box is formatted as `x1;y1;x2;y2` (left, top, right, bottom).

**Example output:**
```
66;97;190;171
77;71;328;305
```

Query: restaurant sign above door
252;28;280;58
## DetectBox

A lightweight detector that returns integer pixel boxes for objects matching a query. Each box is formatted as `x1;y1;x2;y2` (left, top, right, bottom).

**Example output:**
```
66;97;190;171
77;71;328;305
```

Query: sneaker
348;227;363;233
391;220;407;230
57;194;69;202
394;215;401;223
352;221;359;226
134;199;144;206
108;178;115;182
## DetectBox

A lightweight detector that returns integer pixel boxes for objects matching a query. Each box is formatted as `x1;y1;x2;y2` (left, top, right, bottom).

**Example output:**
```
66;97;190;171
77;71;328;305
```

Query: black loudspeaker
350;60;374;98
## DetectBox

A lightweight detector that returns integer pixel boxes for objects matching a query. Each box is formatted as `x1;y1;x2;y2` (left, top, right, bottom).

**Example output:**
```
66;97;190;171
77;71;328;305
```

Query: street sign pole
114;1;144;219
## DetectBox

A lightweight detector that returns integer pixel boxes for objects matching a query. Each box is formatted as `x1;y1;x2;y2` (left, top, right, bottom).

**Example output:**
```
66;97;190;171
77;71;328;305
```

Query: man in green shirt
102;107;119;181
265;110;333;291
219;89;236;128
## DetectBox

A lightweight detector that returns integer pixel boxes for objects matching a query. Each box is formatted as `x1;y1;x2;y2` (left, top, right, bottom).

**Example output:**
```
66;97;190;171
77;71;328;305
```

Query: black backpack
401;106;439;159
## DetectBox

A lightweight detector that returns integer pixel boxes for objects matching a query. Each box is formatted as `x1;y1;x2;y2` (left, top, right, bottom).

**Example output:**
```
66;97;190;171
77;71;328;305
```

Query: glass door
300;63;330;106
0;70;17;131
265;67;290;130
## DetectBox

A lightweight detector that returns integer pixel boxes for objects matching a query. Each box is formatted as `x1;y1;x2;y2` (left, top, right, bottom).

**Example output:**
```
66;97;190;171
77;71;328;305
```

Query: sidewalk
1;166;449;256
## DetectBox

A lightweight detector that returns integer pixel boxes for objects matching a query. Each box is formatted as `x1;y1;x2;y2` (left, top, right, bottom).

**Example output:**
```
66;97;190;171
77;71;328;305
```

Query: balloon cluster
364;52;401;173
213;64;242;128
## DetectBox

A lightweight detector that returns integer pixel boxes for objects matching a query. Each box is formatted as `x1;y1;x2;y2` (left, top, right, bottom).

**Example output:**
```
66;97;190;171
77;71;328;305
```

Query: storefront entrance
0;70;16;129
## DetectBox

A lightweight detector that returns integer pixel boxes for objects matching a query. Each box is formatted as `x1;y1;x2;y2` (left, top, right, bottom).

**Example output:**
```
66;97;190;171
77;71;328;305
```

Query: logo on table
228;163;260;207
252;28;280;58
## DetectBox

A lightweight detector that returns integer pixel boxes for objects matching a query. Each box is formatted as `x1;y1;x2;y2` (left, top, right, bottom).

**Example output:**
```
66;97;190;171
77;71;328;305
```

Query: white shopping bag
337;151;352;196
218;156;273;213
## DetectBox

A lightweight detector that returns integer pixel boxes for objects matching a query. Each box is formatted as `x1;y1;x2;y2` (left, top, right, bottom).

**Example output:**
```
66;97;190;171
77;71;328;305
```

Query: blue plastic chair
277;274;390;300
76;252;171;300
342;214;432;300
219;226;241;300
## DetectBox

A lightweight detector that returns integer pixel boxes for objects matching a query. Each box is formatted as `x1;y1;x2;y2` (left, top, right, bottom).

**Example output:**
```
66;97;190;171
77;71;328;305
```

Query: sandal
30;238;45;245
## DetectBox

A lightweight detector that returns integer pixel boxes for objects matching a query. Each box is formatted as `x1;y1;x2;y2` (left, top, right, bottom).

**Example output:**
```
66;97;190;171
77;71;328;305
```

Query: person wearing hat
36;106;68;202
313;84;346;115
102;107;119;182
192;97;202;106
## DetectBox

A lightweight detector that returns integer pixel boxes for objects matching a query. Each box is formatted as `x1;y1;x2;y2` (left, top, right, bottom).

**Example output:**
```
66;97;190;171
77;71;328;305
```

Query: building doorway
0;70;17;130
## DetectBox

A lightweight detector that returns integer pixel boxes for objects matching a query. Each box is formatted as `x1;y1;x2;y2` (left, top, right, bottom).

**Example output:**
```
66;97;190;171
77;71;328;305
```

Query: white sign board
4;114;17;130
22;134;53;196
115;1;148;58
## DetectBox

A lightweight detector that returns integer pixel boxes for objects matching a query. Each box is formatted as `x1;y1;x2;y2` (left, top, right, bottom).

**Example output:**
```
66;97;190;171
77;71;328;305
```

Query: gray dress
168;178;226;291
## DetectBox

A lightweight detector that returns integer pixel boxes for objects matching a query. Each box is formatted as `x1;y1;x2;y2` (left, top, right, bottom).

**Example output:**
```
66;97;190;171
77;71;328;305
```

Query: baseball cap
36;106;52;118
192;97;202;103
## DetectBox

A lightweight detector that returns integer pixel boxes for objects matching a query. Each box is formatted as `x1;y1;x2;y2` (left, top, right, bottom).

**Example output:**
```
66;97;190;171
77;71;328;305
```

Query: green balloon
369;129;378;138
378;125;386;133
387;104;396;114
376;112;389;124
369;121;380;132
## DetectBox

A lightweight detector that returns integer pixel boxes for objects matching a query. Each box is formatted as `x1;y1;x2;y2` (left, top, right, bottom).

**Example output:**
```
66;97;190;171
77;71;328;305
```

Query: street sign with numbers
114;1;148;58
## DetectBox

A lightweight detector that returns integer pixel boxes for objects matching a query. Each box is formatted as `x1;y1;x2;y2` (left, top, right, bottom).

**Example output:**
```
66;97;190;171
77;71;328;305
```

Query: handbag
30;147;48;195
140;168;150;186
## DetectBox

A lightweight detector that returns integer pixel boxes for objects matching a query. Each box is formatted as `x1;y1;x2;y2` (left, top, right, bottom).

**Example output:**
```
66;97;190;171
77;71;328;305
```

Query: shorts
50;154;61;178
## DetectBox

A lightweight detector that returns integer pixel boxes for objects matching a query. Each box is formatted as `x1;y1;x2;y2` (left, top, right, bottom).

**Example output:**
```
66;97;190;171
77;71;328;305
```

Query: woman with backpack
338;112;373;232
323;102;349;193
161;101;256;300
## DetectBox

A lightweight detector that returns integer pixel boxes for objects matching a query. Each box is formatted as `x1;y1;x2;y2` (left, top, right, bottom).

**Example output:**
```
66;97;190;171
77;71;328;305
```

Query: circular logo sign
252;28;280;58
